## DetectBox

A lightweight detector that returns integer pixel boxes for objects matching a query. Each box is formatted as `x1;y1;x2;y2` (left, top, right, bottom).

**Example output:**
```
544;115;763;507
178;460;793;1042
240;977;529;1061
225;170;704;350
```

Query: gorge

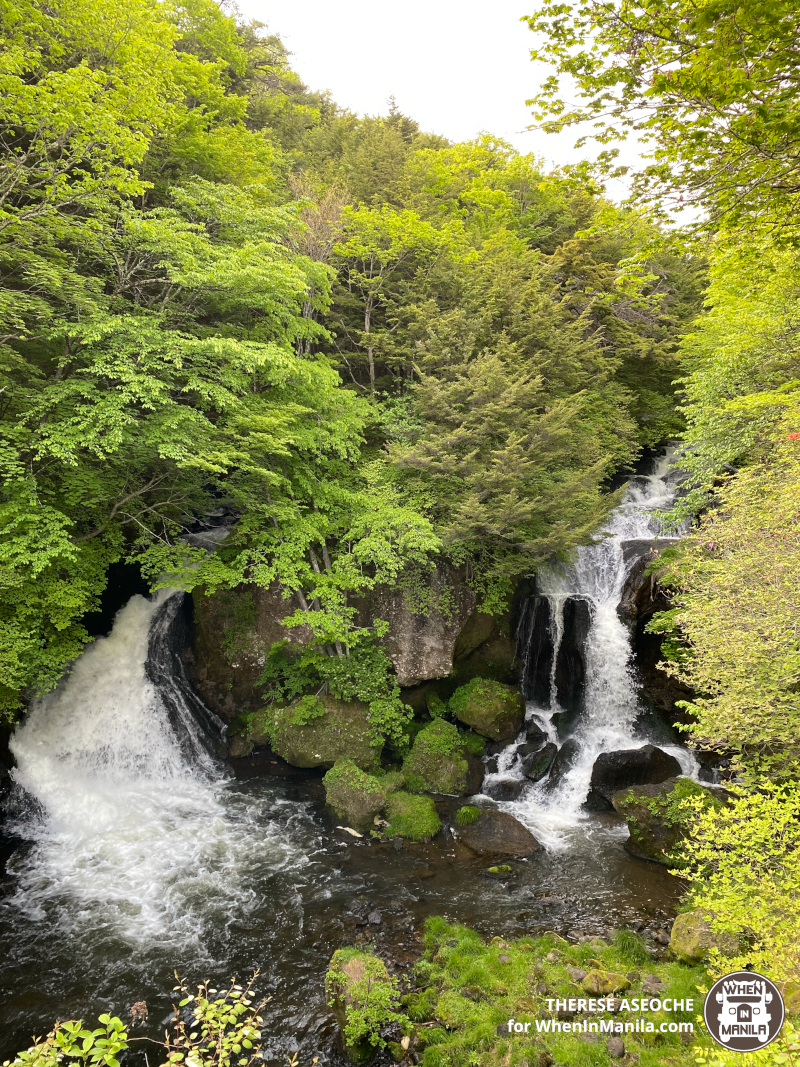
0;450;697;1061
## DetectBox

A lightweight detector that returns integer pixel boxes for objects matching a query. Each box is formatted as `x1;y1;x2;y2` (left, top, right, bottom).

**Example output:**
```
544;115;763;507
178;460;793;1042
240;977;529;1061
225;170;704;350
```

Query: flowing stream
0;452;692;1060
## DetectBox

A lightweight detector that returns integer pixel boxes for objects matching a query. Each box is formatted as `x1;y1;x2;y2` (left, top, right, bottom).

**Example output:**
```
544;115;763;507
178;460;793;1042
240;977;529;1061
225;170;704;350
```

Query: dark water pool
0;760;683;1063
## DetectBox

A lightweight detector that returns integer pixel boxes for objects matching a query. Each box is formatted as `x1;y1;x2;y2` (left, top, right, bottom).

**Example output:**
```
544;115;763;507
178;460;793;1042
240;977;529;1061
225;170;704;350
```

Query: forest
0;0;799;1065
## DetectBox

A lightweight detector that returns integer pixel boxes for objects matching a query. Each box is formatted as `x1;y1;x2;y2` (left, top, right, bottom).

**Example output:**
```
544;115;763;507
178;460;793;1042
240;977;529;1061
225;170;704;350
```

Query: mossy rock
271;694;382;769
449;678;524;741
612;777;723;866
385;791;442;841
326;948;397;1062
324;759;386;831
670;908;739;964
402;719;478;795
581;970;630;995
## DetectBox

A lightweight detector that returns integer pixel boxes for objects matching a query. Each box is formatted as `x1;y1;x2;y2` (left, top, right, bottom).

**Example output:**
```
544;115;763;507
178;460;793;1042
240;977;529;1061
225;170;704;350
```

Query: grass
401;917;713;1067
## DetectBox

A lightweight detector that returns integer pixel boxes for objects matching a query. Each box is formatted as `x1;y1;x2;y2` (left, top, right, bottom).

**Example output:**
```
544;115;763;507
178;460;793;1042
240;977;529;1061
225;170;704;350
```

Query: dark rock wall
617;539;694;730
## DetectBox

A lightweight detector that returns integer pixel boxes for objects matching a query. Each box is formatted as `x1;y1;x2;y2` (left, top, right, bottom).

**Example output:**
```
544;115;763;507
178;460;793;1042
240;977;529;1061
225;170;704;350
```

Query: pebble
607;1036;625;1058
566;966;588;982
368;910;382;925
654;929;671;945
498;953;511;964
392;837;403;850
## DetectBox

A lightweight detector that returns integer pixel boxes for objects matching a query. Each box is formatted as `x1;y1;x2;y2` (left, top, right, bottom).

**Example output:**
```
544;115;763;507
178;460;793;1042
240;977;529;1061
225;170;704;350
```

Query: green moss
455;804;481;826
323;759;386;830
448;677;524;741
403;918;710;1067
427;692;448;718
385;791;442;841
402;718;471;794
460;729;486;757
487;864;512;874
271;694;382;769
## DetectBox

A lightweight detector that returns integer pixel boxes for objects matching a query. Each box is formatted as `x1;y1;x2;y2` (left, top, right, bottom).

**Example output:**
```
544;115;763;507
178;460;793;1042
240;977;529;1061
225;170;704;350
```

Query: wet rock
483;777;528;802
452;807;543;857
587;745;682;809
324;759;386;831
670;909;739;964
402;719;474;794
449;678;525;742
546;738;581;791
612;777;724;865
524;741;558;782
368;910;382;926
271;695;382;770
617;538;696;732
227;734;254;759
525;720;548;748
553;597;592;714
518;596;553;705
607;1036;625;1059
484;756;499;775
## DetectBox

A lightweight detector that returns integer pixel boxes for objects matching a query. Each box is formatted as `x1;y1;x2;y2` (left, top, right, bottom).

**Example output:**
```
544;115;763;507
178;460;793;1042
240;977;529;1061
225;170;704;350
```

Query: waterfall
487;448;697;847
6;590;305;954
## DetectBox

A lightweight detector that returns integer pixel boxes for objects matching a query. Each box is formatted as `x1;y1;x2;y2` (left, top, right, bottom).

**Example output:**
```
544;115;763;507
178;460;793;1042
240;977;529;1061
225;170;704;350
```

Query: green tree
525;0;800;234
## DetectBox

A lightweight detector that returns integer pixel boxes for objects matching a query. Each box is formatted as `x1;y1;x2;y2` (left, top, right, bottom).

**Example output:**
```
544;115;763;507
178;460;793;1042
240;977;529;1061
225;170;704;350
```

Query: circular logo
704;971;784;1051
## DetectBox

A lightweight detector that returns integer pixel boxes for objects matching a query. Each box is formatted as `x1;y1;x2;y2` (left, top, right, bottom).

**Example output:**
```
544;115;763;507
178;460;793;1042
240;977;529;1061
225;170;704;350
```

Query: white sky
234;0;646;198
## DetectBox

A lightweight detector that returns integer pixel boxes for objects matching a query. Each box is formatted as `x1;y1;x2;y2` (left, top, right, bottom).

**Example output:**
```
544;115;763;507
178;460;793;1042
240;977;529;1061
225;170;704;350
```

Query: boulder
452;807;543;856
523;742;558;782
581;971;630;996
402;718;477;795
449;678;525;741
384;791;441;841
483;777;529;802
353;561;476;687
326;948;397;1061
190;583;312;717
524;720;548;748
271;695;382;769
323;759;386;831
670;908;739;964
611;777;723;865
588;745;682;810
546;738;581;790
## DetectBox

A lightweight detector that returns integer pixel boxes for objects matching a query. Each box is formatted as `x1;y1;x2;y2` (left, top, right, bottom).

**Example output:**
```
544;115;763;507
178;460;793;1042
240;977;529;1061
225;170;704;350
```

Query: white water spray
486;449;696;847
7;592;307;953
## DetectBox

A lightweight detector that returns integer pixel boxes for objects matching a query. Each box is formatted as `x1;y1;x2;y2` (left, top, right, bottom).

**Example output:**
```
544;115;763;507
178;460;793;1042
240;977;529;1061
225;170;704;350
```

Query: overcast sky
234;0;644;196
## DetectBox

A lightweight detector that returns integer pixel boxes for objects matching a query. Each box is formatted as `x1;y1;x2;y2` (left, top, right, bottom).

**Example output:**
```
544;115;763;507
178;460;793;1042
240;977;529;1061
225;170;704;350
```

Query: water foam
7;591;308;954
484;448;696;847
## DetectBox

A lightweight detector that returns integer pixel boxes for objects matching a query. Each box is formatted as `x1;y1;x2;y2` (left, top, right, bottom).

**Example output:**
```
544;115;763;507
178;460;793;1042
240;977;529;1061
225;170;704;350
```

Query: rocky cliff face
190;582;312;718
189;564;517;719
617;538;694;730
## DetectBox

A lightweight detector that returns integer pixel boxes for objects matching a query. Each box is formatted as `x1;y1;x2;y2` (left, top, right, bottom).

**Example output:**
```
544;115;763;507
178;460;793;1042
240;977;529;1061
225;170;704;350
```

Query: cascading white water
7;591;309;953
485;448;697;847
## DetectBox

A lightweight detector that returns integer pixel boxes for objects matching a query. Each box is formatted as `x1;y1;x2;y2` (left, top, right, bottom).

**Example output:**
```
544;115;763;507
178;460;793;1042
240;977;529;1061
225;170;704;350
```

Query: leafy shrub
325;948;407;1052
5;975;267;1067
